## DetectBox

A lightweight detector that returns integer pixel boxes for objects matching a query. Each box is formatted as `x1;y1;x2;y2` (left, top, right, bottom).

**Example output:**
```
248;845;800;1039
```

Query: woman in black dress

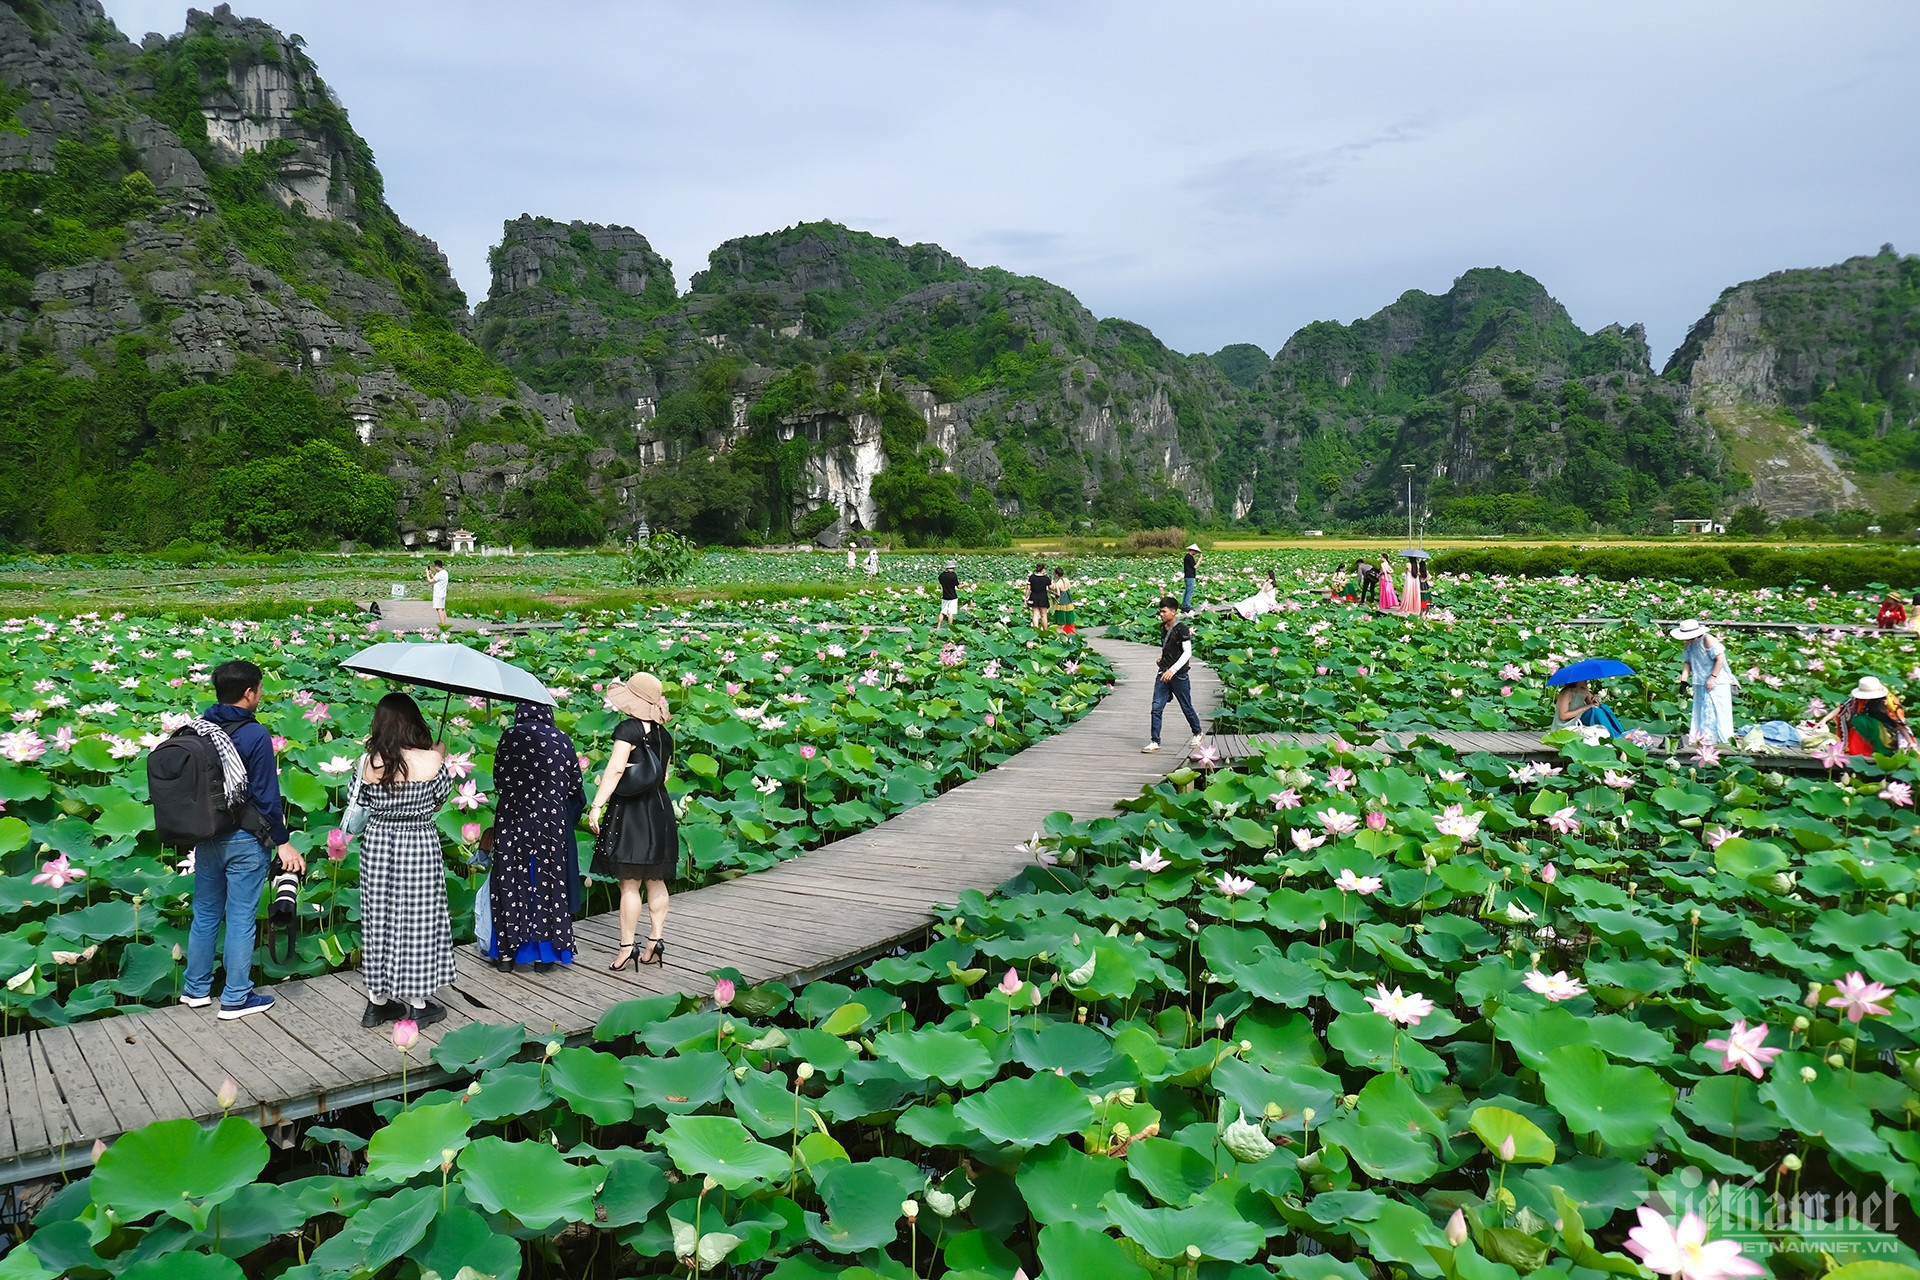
588;672;678;968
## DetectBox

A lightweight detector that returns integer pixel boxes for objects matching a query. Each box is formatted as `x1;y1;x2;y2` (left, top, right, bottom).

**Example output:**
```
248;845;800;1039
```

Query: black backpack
148;725;257;849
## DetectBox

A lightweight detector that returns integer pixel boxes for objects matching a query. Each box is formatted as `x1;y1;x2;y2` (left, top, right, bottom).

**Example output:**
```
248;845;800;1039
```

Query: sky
101;0;1920;365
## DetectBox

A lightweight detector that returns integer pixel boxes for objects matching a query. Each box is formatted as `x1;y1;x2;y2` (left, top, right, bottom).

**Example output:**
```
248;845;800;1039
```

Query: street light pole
1401;464;1414;548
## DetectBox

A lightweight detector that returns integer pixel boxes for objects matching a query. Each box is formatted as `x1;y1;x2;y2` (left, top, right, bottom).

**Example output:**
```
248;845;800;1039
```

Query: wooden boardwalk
0;637;1220;1183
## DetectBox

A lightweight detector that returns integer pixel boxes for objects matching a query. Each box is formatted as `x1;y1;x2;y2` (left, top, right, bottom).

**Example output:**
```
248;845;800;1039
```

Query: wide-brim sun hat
607;671;671;723
1669;620;1708;641
1852;676;1891;700
1186;544;1201;551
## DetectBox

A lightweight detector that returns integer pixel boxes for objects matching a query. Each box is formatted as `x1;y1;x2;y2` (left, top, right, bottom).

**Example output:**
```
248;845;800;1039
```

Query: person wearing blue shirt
181;660;306;1020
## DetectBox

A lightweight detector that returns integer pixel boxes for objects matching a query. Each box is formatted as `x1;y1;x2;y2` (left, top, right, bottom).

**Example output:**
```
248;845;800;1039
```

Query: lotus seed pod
1838;1037;1857;1054
796;1062;815;1081
1781;1154;1802;1171
1792;1016;1810;1032
545;1039;562;1058
1303;1107;1316;1122
1827;1053;1847;1068
1111;1122;1131;1144
1446;1208;1469;1247
1801;1066;1819;1082
902;1199;918;1219
926;1188;957;1217
1187;1246;1203;1261
1220;1109;1275;1162
440;1148;455;1172
1264;1102;1283;1120
703;1175;719;1192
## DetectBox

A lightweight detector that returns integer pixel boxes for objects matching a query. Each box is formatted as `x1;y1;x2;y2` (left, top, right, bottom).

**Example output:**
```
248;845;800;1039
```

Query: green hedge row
1431;544;1920;591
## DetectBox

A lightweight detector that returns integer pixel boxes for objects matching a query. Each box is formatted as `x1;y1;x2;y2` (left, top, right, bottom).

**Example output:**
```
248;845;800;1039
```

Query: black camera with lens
267;871;301;961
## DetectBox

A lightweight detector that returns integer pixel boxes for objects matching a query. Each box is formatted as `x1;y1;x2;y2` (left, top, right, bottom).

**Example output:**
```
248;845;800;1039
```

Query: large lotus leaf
1349;1199;1449;1279
408;1205;522;1280
660;1115;792;1190
1325;1012;1445;1082
464;1061;554;1123
1011;1020;1115;1077
1212;1052;1338;1128
594;1155;669;1228
431;1020;530;1073
93;799;152;840
1538;1044;1674;1151
726;1067;816;1139
1100;1190;1267;1263
1321;1115;1438;1183
1675;1075;1785;1141
627;1050;729;1114
1355;1070;1450;1146
1495;1006;1672;1069
804;1156;922;1253
1650;785;1714;817
1712;836;1789;879
1126;1136;1217;1206
594;993;683;1041
953;1070;1096;1148
46;899;138;943
113;941;177;999
308;1185;440;1273
1037;1221;1153;1280
366;1101;473;1183
870;1026;996;1088
783;1027;858;1077
815;1059;920;1122
91;1116;268;1229
1017;1139;1139;1228
166;1184;304;1260
548;1046;636;1124
456;1136;602;1230
818;1002;869;1036
1233;1007;1326;1071
1756;1052;1887;1157
117;1256;245;1280
1467;1105;1555;1164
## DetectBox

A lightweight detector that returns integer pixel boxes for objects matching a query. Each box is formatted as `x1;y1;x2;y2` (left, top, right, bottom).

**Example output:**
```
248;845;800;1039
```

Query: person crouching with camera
180;660;306;1020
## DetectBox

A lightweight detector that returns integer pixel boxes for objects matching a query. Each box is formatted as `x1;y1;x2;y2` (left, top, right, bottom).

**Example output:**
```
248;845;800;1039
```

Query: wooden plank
0;1041;16;1159
147;1006;278;1112
1;1033;50;1156
35;1027;121;1144
64;1020;157;1136
112;1020;208;1122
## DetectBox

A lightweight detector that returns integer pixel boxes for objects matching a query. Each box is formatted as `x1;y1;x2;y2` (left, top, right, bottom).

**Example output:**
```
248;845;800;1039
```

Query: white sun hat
1852;676;1891;700
1669;620;1707;641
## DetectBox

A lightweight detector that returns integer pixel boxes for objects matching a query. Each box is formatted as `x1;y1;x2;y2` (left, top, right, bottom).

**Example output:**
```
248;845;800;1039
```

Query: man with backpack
162;659;304;1020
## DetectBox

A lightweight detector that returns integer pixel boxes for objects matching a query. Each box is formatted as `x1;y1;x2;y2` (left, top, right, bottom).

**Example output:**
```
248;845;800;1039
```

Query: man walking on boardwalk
180;660;306;1019
936;560;961;631
1182;544;1202;611
1143;596;1204;753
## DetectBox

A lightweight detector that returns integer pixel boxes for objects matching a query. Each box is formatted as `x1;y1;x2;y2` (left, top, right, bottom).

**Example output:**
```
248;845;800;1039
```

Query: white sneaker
1190;733;1206;746
1141;741;1161;753
179;994;211;1009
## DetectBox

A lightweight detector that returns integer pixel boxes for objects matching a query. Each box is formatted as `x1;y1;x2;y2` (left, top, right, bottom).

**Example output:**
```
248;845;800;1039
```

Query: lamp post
1401;464;1415;548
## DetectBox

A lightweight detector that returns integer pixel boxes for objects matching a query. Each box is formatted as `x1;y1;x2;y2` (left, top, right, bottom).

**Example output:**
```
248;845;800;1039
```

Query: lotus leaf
627;1049;728;1114
1100;1189;1268;1263
308;1185;440;1273
804;1156;922;1253
408;1206;522;1280
871;1026;996;1087
431;1020;530;1073
1037;1221;1153;1280
659;1115;792;1190
455;1137;602;1230
91;1117;268;1230
547;1046;636;1123
1466;1106;1555;1164
1537;1044;1674;1151
365;1101;472;1183
953;1070;1097;1148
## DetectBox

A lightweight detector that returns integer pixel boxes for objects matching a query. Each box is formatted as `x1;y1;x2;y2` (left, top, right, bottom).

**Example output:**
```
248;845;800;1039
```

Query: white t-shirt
431;569;448;608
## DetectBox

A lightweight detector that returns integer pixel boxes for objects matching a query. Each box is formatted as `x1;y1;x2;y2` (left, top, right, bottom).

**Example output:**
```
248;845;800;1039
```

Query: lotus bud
925;1188;958;1217
796;1062;815;1081
902;1199;919;1220
1263;1102;1283;1120
1800;1066;1819;1082
1827;1053;1846;1069
1302;1107;1316;1123
440;1147;456;1173
1805;981;1824;1006
1498;1135;1516;1163
703;1175;719;1193
216;1074;239;1111
1214;1013;1226;1029
171;943;184;961
91;1138;107;1162
544;1039;562;1059
1446;1208;1469;1247
1780;1154;1802;1171
1791;1016;1810;1032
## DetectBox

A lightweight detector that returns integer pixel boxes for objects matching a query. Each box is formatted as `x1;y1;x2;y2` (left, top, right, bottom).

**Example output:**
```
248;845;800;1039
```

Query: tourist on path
1672;620;1738;745
427;559;449;630
180;660;305;1020
355;693;454;1028
1144;595;1204;753
1026;562;1053;630
1551;679;1625;738
1878;591;1907;630
847;545;857;571
485;701;586;972
1377;553;1399;612
1052;565;1076;634
865;547;880;577
1808;676;1918;755
936;560;961;631
589;673;679;969
1357;557;1379;606
1182;544;1202;611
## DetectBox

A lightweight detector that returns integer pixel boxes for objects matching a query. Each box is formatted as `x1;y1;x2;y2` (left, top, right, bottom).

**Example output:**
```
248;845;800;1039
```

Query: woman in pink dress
1376;555;1399;611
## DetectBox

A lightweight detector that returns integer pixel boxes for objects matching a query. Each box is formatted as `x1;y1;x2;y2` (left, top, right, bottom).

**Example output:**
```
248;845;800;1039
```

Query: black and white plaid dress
359;763;456;1003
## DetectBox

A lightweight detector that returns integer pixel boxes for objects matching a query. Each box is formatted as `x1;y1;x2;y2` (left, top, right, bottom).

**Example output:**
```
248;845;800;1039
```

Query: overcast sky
102;0;1920;364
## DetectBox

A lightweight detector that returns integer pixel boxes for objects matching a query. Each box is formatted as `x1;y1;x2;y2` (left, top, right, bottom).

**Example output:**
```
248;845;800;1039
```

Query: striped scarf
187;718;250;808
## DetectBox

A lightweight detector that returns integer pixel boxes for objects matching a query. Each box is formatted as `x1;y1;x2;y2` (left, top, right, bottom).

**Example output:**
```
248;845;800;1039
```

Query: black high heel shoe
637;937;666;966
609;944;637;971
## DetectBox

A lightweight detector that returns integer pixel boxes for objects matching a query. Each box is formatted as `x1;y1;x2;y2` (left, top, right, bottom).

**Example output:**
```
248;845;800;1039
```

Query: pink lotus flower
1624;1206;1763;1280
1500;663;1524;680
1826;971;1895;1023
1214;872;1256;897
1816;739;1849;770
392;1019;419;1052
1317;808;1359;837
291;690;315;706
1315;666;1329;676
1290;827;1326;852
713;978;736;1008
1544;806;1579;835
1523;970;1585;1001
1325;766;1355;792
1273;788;1301;810
303;703;330;724
446;751;475;778
326;829;349;862
452;781;487;811
1603;769;1635;789
1693;743;1721;766
270;735;289;753
1129;849;1170;873
996;968;1022;996
1189;743;1220;767
1364;811;1387;832
1540;862;1558;884
31;853;85;889
1365;983;1433;1027
799;744;818;760
1880;781;1913;806
1703;1019;1782;1079
1703;825;1741;850
1433;806;1483;841
726;682;742;696
1335;867;1383;895
460;822;482;843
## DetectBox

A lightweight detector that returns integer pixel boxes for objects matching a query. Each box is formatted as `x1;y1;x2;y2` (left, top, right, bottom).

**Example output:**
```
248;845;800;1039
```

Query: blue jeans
183;828;270;1006
1182;576;1196;610
1151;669;1202;743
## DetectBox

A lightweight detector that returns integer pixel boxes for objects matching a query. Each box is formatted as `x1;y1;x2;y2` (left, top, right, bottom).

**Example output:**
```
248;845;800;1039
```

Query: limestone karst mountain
1;0;1913;549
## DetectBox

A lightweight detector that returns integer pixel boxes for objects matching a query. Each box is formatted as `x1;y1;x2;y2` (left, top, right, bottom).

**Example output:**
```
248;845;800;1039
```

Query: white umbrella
341;642;553;733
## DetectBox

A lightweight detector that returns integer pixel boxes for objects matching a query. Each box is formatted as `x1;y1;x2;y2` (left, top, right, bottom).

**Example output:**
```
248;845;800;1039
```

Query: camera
269;871;300;923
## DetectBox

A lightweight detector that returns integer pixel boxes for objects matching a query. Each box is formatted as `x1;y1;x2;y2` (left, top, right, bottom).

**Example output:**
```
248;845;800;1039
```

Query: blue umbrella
1547;658;1636;687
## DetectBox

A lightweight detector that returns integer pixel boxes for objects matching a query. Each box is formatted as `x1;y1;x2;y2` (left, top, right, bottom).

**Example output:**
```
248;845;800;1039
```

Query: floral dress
359;763;455;1002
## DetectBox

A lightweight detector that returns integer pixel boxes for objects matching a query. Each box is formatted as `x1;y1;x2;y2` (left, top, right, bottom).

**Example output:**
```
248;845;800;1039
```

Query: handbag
342;755;372;834
613;731;666;798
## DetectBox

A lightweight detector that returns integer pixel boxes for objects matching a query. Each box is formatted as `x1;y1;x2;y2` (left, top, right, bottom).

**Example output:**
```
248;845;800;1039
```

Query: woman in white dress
1672;620;1737;744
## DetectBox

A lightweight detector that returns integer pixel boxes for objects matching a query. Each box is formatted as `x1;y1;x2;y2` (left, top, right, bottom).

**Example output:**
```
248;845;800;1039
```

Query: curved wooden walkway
0;636;1220;1183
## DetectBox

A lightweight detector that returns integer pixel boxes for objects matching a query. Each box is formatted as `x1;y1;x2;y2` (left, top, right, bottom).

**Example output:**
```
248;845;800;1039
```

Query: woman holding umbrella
589;673;679;968
354;693;453;1028
1549;658;1632;737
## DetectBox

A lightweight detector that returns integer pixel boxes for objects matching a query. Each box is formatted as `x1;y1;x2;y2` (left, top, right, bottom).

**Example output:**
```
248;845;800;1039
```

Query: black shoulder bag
614;728;666;797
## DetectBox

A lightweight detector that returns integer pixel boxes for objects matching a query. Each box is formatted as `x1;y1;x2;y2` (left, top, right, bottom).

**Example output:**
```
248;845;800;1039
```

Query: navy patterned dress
487;703;585;966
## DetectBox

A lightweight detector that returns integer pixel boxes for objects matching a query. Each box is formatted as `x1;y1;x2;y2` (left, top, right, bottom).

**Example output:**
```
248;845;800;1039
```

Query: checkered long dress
359;763;456;1003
